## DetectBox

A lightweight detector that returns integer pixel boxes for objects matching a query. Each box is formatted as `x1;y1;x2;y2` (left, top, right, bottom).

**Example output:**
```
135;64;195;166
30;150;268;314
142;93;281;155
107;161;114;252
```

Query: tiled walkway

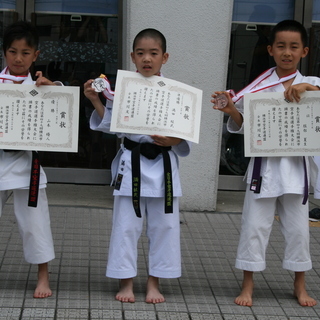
0;186;320;319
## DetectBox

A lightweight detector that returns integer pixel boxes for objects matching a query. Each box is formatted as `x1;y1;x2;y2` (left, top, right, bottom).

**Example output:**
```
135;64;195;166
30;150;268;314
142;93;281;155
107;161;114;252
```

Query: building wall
122;0;234;211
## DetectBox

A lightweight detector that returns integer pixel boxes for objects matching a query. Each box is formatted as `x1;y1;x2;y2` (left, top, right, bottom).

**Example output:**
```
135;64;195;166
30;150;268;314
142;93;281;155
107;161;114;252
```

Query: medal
214;93;228;109
91;74;108;92
91;73;115;101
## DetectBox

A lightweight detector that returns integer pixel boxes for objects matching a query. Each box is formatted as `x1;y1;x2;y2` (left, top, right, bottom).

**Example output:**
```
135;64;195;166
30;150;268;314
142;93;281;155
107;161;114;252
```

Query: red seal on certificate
214;93;228;109
91;74;108;92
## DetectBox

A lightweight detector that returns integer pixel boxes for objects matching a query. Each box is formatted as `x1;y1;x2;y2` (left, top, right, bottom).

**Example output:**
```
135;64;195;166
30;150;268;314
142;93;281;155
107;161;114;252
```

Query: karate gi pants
106;196;181;279
235;185;312;272
0;189;55;264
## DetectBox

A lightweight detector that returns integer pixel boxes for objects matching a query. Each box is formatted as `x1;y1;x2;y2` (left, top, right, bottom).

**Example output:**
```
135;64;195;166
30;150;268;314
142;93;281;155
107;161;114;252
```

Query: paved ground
0;184;320;319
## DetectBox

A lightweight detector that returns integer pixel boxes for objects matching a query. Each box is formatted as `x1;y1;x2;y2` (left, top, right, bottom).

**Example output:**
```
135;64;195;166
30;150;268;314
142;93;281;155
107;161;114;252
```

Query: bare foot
34;263;52;298
145;276;165;304
234;271;253;307
235;288;253;306
116;278;135;303
294;272;317;307
294;287;317;307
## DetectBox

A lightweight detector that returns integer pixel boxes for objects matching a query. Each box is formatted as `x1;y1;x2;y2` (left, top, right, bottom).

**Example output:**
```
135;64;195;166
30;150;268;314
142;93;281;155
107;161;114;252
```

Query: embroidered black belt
250;156;308;205
4;150;40;207
123;137;173;217
28;151;40;207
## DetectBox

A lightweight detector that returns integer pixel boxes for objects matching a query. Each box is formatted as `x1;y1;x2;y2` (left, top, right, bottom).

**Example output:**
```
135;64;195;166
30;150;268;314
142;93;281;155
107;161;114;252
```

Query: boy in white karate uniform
0;21;58;298
84;29;191;304
212;20;319;307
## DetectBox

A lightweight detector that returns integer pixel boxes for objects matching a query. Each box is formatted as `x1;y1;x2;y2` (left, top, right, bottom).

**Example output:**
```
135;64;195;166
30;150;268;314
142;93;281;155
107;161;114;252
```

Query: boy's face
131;37;169;77
267;31;308;77
4;39;39;76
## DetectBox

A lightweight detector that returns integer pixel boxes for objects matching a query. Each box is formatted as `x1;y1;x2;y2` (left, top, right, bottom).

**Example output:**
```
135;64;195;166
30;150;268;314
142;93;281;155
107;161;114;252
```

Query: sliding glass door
0;0;121;184
219;0;315;190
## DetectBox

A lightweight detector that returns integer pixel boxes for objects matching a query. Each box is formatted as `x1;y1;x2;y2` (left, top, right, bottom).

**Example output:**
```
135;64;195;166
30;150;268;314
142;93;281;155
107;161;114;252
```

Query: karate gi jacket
227;70;319;199
313;156;320;199
0;68;47;191
90;99;191;198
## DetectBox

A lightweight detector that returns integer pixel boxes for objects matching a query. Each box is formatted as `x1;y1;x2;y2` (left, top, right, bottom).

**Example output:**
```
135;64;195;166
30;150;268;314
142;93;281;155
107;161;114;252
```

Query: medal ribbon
0;74;28;82
101;71;163;101
101;76;115;101
0;68;28;82
230;67;298;103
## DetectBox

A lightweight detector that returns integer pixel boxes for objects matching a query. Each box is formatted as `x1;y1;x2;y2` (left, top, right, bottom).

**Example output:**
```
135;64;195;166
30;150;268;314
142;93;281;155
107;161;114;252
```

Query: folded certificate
244;91;320;157
110;70;203;143
0;84;79;152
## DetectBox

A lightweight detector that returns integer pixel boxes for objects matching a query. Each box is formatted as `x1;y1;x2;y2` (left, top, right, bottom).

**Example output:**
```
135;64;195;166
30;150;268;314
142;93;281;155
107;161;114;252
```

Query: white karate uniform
228;70;320;272
90;98;191;279
0;68;55;264
313;156;320;199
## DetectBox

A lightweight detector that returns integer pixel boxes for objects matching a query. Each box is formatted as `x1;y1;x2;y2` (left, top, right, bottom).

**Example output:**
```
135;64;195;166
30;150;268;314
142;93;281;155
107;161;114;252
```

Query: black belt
28;151;40;207
124;137;173;217
4;150;40;207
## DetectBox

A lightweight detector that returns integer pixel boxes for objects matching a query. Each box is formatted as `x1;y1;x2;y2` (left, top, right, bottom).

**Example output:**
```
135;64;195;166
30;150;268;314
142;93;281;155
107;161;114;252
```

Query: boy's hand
211;91;243;128
84;79;100;101
35;71;55;86
83;79;106;119
284;83;320;103
151;135;181;147
211;91;236;114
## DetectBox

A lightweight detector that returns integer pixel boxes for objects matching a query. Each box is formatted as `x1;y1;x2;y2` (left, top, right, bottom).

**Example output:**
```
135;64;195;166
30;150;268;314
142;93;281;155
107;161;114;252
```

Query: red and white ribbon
230;67;298;103
0;67;28;82
100;71;164;101
101;75;115;101
0;74;28;82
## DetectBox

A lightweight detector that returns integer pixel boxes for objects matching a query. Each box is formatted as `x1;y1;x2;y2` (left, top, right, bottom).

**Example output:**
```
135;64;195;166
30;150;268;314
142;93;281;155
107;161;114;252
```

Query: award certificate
110;70;203;143
0;84;79;152
244;91;320;157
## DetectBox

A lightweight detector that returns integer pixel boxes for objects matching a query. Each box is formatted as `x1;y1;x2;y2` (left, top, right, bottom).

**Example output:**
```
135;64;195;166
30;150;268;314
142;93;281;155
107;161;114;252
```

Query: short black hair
269;20;308;47
132;28;167;53
3;20;39;53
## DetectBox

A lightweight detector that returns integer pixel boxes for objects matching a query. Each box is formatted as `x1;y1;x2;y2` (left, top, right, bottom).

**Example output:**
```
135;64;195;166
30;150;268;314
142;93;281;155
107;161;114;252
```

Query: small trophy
91;74;108;92
214;93;228;109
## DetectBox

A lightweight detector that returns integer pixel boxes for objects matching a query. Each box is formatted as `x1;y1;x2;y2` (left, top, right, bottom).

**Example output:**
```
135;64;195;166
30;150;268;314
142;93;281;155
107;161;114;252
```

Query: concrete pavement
0;184;320;319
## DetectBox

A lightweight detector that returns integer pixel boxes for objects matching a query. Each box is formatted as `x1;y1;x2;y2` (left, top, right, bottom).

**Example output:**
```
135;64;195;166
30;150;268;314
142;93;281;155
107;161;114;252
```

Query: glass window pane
0;0;15;10
309;24;320;76
35;0;117;15
311;2;320;75
35;14;118;169
224;1;296;178
220;23;275;176
232;0;295;24
313;0;320;22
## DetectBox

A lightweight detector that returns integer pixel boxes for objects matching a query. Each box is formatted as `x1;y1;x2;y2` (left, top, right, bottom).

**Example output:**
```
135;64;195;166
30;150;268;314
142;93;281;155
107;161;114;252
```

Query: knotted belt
250;156;308;204
123;137;173;217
